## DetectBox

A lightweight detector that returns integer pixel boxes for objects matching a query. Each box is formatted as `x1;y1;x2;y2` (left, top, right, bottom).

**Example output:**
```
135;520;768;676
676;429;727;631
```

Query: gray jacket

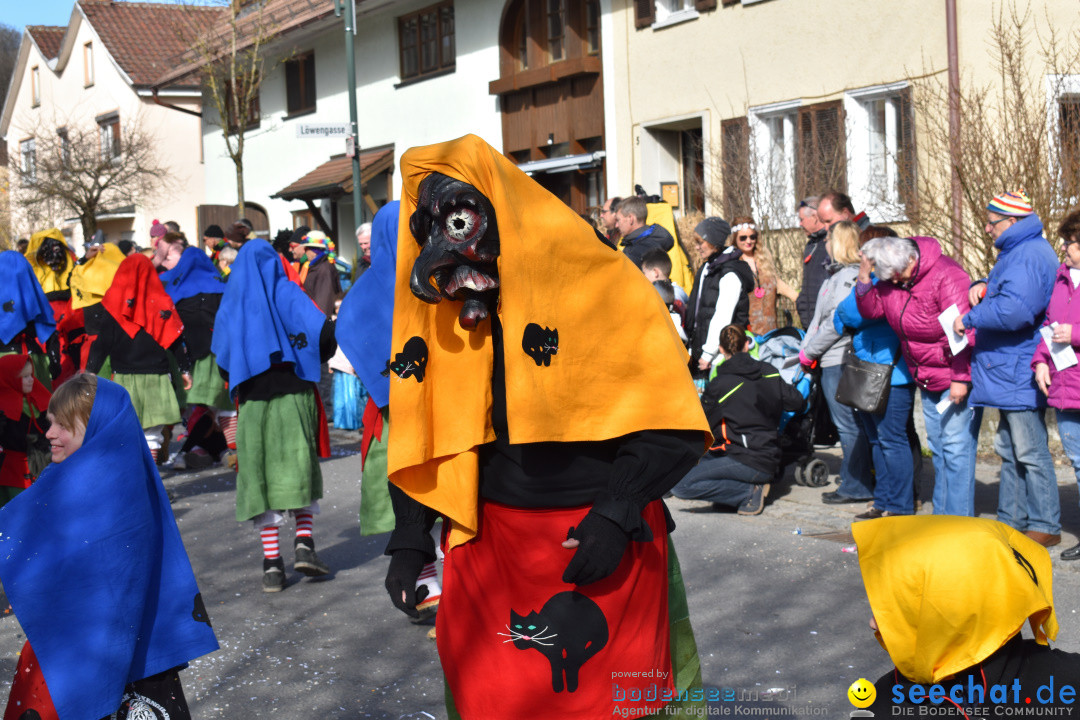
801;264;859;368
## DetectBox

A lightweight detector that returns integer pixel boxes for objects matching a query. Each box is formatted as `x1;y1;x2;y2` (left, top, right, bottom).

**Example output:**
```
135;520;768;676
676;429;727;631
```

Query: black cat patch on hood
385;336;429;382
522;323;558;367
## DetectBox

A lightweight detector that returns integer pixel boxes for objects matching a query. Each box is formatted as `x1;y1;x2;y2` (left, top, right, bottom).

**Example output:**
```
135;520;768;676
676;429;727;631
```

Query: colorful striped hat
986;189;1033;217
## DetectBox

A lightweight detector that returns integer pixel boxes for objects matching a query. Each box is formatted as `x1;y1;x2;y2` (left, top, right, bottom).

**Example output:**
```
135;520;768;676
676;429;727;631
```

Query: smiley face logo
847;678;876;708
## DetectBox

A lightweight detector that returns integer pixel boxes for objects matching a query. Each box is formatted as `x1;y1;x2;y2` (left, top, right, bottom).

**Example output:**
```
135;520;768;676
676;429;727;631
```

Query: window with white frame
31;66;40;106
748;101;799;226
20;138;36;183
653;0;696;26
1046;74;1080;206
98;113;120;161
843;82;915;222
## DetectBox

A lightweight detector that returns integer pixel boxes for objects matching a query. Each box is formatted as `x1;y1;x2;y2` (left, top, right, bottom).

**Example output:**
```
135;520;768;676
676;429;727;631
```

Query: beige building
605;0;1080;244
1;0;221;252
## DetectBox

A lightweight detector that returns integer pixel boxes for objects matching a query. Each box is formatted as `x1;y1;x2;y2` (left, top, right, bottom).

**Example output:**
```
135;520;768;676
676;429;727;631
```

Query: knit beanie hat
149;219;167;239
986;190;1033;217
695;217;731;247
290;226;311;245
203;224;224;240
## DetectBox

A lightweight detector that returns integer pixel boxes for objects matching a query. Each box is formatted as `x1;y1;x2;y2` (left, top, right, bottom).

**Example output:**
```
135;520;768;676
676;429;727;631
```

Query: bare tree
8;112;171;241
176;0;287;216
908;2;1080;277
0;24;20;113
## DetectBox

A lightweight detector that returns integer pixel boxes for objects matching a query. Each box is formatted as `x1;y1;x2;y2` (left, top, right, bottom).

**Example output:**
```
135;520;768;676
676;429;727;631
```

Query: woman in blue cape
0;374;218;720
159;236;231;468
337;202;442;616
0;250;60;388
211;239;337;592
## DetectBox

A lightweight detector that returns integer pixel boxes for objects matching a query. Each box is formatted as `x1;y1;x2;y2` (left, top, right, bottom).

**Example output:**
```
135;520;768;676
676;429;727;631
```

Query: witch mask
36;238;69;275
408;173;500;330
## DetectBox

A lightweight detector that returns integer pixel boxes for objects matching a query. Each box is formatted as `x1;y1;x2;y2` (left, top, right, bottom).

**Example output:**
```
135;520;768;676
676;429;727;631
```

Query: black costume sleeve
384;482;439;563
169;336;192;375
319;319;337;363
45;332;62;380
0;412;32;452
589;429;703;541
84;315;115;375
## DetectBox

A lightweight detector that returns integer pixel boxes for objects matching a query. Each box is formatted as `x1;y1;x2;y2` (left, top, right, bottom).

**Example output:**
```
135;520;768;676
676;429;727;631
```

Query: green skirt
359;407;395;536
112;372;181;429
235;390;323;522
185;354;231;409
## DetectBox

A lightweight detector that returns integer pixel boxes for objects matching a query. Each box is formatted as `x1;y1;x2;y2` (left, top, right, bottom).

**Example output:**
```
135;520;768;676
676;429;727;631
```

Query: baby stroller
751;327;835;488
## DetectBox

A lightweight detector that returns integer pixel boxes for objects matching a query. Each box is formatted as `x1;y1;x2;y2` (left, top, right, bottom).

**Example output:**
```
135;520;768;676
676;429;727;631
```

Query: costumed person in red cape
211;239;336;593
86;253;192;460
383;135;711;718
0;250;62;388
337;201;442;621
0;374;218;720
0;354;51;507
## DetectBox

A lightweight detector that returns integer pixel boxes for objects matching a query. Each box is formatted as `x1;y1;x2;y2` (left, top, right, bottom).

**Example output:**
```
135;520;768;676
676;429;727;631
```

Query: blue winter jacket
962;213;1058;410
833;280;914;386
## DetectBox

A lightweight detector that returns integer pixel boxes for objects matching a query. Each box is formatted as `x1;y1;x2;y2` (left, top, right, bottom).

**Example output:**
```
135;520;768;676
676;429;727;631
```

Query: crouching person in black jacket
671;325;806;515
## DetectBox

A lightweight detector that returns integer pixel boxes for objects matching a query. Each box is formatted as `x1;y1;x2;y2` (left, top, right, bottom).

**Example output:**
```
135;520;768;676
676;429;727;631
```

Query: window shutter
634;0;655;28
695;0;717;11
898;88;917;216
796;100;847;201
720;0;739;6
721;116;750;219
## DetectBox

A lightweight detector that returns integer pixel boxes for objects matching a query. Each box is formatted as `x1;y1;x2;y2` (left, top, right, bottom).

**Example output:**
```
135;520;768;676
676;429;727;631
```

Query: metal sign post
334;0;364;226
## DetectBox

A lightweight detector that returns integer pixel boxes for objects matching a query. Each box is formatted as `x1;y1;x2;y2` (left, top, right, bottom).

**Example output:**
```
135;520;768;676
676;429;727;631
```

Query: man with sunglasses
953;190;1060;546
796;197;829;328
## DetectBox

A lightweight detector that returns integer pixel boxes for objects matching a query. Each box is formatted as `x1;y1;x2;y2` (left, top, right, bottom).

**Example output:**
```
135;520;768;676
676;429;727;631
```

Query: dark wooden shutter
796;100;847;201
898;87;917;216
722;116;750;219
634;0;655;28
695;0;717;11
720;0;739;6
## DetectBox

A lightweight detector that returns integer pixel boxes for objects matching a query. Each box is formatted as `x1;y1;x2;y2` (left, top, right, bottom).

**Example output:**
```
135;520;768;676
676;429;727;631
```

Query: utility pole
335;0;364;229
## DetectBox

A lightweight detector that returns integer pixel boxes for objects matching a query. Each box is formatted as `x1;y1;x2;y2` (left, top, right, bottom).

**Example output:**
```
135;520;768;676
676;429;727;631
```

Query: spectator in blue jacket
954;190;1060;547
834;226;918;519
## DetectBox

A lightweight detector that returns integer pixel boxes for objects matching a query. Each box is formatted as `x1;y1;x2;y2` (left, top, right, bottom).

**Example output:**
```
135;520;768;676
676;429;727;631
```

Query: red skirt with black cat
437;499;674;718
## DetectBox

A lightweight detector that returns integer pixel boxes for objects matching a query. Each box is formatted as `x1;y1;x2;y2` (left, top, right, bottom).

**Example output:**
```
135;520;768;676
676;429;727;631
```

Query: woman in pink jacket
1034;209;1080;560
856;236;981;516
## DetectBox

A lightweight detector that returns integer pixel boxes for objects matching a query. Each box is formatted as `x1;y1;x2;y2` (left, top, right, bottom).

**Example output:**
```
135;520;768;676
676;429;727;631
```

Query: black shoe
822;491;873;505
737;483;770;516
294;537;330;577
263;557;285;593
1062;543;1080;561
853;507;901;521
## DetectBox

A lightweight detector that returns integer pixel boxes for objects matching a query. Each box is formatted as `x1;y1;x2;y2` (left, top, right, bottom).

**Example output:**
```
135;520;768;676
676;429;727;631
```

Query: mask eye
444;206;481;243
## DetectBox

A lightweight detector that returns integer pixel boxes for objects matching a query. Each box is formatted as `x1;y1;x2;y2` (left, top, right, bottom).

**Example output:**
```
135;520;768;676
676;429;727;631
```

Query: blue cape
211;239;326;398
336;201;399;409
0;250;55;346
159;246;226;303
0;378;218;720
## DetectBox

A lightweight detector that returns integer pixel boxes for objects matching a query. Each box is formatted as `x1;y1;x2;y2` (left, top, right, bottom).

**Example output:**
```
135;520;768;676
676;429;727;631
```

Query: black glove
385;548;430;619
562;511;631;586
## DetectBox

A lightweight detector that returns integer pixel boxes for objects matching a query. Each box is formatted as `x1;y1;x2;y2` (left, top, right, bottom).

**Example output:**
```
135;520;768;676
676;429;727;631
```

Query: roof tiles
26;26;67;61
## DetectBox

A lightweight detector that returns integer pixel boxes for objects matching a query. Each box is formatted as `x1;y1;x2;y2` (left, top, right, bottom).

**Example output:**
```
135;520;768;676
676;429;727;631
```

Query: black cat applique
499;591;608;693
2;300;13;313
384;336;429;382
288;332;308;350
522;323;558;367
192;593;212;627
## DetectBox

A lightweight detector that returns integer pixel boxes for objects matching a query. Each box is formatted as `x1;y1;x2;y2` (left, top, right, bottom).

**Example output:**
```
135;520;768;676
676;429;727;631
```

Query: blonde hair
49;373;97;434
828;221;862;265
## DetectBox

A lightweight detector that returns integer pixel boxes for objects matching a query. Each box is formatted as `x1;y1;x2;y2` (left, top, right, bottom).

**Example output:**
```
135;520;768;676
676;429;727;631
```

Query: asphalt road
3;433;1080;719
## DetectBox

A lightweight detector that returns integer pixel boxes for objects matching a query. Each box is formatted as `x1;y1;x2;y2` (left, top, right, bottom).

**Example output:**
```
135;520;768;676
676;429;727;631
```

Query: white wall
200;0;503;262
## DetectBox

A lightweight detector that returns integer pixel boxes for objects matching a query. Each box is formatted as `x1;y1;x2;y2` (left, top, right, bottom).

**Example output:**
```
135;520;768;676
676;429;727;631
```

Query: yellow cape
645;202;693;295
853;515;1058;684
69;242;125;309
387;135;711;548
25;229;73;294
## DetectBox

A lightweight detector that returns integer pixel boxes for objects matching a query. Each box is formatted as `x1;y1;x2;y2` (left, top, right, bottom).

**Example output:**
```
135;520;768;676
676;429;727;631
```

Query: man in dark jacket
795;197;829;328
615;196;674;267
298;230;341;317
